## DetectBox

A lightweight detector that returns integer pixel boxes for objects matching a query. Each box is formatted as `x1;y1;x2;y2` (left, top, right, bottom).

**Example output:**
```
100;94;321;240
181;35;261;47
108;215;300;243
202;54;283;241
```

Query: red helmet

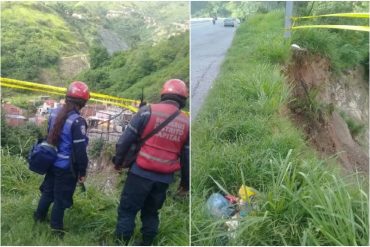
66;81;90;101
160;79;188;98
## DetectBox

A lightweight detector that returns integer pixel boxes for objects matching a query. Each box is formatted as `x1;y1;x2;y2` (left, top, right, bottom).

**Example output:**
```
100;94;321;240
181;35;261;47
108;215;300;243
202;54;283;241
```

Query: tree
53;2;73;17
89;45;110;69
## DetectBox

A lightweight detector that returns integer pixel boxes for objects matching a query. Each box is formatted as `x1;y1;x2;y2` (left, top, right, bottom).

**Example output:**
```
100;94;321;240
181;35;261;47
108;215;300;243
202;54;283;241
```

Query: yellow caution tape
292;25;370;32
1;81;139;112
1;81;66;96
0;77;139;112
1;77;190;114
0;77;139;104
292;12;370;20
291;13;370;32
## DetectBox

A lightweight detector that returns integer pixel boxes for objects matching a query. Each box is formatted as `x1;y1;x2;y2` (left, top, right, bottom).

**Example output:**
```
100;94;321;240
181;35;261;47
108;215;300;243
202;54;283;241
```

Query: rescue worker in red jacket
112;79;189;245
34;81;90;237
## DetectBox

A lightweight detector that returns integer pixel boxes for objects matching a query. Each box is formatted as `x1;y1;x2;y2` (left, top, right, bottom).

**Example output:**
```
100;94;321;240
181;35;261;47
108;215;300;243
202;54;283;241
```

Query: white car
224;18;235;27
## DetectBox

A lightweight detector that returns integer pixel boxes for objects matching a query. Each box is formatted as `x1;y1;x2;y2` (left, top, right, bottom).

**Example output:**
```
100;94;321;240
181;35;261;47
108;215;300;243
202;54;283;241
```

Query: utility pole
284;1;293;38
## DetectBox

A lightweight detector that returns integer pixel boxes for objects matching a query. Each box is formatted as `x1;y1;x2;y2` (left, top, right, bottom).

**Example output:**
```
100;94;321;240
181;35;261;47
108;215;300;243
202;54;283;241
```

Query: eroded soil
285;51;369;175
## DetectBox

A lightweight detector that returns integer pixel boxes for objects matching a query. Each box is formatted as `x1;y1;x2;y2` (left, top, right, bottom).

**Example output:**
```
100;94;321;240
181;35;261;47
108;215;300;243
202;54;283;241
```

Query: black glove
112;155;123;165
112;156;124;172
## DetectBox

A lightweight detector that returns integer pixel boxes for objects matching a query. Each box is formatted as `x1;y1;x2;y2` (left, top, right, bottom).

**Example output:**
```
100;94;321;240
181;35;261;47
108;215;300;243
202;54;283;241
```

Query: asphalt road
191;19;237;120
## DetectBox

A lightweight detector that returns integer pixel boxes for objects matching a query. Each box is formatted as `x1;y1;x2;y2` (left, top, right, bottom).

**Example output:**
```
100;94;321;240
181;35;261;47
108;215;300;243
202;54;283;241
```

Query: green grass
291;28;369;72
191;10;368;246
291;1;369;72
1;149;189;245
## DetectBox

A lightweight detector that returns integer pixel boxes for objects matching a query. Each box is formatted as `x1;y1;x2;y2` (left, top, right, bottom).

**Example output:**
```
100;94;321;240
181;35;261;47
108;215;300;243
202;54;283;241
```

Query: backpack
28;138;58;175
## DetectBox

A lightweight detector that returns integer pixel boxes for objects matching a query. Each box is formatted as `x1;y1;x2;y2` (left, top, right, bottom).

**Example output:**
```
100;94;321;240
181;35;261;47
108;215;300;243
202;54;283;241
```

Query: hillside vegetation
62;1;188;47
1;1;188;83
191;10;368;246
77;32;189;104
1;2;85;81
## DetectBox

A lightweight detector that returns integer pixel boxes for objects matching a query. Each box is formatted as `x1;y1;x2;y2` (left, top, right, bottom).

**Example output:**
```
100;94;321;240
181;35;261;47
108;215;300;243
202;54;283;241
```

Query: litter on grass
206;193;235;218
206;182;260;239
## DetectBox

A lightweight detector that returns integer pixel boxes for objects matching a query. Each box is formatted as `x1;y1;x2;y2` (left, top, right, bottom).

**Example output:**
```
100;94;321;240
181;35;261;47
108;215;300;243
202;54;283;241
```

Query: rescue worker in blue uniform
33;81;90;237
112;79;189;246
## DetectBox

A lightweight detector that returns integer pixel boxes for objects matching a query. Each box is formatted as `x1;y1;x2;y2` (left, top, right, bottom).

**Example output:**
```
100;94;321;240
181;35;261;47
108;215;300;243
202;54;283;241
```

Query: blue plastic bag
28;139;57;175
206;193;235;218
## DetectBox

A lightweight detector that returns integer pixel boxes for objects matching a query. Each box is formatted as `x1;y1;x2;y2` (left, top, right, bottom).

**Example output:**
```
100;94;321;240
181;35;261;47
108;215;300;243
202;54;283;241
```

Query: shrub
88;139;105;159
1;114;45;158
89;45;110;69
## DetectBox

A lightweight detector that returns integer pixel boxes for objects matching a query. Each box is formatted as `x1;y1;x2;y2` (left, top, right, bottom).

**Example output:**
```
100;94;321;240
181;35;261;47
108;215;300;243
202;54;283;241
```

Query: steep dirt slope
285;51;369;174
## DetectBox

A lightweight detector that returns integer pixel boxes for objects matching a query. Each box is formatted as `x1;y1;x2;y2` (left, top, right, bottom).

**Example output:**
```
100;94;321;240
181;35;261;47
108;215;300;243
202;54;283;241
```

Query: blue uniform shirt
48;109;89;177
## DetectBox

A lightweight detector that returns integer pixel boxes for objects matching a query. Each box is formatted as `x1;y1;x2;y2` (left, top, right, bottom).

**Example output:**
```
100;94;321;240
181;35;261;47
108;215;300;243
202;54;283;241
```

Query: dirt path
191;19;236;120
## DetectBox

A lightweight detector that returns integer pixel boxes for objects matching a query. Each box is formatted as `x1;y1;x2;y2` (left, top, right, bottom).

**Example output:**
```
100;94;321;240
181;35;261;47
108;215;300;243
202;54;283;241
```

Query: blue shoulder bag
28;138;58;175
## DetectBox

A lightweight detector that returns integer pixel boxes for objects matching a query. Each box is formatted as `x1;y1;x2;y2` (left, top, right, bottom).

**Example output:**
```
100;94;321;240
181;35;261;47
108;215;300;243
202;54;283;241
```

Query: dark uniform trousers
116;172;169;239
34;167;78;229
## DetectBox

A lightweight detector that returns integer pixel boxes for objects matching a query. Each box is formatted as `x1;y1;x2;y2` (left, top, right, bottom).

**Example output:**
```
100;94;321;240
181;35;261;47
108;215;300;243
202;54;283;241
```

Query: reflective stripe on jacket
136;103;189;173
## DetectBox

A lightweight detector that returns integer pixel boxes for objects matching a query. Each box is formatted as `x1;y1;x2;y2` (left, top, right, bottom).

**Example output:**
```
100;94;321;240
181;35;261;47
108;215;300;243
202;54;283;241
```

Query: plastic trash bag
238;185;258;217
206;193;235;218
238;185;256;202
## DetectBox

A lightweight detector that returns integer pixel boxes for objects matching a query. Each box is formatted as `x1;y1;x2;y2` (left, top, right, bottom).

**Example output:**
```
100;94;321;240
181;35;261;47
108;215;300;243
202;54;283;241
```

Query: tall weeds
1;149;189;245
